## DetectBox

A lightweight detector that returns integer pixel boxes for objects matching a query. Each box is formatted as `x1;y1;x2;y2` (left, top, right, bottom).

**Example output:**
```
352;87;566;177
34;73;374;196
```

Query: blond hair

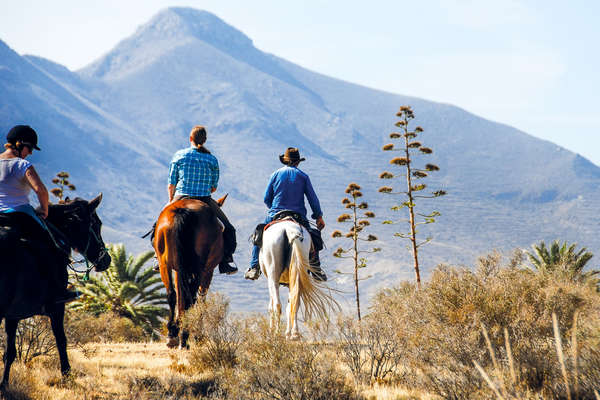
4;141;23;151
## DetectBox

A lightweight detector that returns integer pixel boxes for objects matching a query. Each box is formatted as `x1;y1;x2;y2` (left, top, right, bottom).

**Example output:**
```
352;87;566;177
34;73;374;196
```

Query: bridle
45;209;108;280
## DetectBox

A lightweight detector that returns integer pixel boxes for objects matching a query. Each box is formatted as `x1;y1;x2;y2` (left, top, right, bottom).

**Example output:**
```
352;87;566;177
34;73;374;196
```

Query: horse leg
171;270;186;349
166;286;179;348
267;278;281;332
1;319;18;389
161;264;179;349
48;306;70;376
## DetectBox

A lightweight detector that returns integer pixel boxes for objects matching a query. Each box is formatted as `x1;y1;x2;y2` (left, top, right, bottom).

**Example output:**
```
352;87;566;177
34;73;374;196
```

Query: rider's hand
316;216;325;231
210;187;217;193
36;207;48;219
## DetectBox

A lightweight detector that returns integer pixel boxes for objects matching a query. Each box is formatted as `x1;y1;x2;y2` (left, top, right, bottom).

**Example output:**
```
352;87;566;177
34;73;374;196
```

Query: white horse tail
286;226;338;323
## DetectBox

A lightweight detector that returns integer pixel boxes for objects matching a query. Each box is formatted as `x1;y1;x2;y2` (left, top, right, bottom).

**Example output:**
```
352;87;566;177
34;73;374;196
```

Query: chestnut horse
1;195;111;389
153;195;227;348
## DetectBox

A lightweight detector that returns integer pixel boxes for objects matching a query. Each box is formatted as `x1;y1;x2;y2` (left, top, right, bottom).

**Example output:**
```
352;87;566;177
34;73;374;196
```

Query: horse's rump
155;200;221;308
263;221;337;322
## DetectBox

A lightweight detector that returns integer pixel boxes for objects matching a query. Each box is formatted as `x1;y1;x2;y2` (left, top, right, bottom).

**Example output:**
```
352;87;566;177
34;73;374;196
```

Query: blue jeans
250;216;273;268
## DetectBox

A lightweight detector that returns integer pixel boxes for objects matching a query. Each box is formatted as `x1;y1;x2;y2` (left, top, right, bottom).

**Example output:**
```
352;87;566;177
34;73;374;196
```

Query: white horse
259;219;337;339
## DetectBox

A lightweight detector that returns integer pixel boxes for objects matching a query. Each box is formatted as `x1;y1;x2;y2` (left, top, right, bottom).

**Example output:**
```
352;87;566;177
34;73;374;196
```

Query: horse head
48;193;111;272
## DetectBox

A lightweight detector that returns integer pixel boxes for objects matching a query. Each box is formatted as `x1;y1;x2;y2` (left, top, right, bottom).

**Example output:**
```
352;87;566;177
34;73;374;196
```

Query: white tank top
0;158;32;211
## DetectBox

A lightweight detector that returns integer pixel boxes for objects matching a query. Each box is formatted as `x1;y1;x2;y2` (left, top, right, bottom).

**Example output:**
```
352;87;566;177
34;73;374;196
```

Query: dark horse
153;196;227;349
0;194;111;389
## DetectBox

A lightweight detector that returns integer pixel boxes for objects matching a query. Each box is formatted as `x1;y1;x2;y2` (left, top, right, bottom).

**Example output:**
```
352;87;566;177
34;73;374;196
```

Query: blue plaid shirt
168;147;219;197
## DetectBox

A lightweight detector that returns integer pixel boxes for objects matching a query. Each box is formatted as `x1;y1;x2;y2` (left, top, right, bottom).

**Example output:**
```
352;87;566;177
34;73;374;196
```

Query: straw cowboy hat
279;147;306;165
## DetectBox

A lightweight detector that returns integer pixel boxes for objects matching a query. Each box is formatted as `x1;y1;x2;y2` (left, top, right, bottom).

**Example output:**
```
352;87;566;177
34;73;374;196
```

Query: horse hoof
166;337;179;348
288;332;301;341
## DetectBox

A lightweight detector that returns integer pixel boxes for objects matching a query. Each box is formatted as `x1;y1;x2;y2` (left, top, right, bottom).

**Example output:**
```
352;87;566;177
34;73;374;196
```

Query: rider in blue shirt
245;147;326;281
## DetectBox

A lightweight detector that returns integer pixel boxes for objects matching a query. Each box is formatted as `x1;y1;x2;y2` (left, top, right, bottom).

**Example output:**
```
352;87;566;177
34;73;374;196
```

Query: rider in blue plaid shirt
169;146;219;197
168;126;237;274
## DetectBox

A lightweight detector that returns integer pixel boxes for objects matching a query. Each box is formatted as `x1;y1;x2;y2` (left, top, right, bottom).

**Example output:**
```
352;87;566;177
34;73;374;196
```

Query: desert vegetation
2;248;599;399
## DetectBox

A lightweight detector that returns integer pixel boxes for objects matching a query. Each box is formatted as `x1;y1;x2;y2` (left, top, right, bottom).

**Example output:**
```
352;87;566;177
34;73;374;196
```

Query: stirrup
53;289;81;304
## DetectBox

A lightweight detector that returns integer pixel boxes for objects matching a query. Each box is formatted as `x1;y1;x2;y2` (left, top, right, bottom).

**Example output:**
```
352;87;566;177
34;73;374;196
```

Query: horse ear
216;193;228;207
89;193;103;211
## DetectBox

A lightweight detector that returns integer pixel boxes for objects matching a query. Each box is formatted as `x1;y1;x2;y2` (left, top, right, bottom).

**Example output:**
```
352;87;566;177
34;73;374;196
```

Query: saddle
251;210;324;252
0;212;67;257
142;196;219;242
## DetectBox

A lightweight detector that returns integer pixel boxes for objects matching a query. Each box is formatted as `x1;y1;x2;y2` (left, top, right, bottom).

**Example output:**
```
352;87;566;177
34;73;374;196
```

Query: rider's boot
218;254;238;275
309;249;327;282
244;264;261;280
48;260;80;304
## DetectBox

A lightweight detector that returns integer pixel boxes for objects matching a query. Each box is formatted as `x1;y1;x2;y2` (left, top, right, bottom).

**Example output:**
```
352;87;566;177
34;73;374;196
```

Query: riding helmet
6;125;41;150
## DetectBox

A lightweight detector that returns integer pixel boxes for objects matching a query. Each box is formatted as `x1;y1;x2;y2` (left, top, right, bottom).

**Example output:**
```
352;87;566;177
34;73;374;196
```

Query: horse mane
48;198;88;217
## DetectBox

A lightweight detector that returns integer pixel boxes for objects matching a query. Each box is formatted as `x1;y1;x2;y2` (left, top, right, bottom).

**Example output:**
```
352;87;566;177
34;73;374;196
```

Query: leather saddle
251;210;323;252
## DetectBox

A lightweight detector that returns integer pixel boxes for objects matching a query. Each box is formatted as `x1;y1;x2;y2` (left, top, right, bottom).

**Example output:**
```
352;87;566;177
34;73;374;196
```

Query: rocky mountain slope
2;7;599;311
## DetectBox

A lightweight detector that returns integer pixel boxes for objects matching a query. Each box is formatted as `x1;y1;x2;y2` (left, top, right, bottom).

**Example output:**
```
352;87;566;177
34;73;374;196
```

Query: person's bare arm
168;184;176;203
25;166;49;219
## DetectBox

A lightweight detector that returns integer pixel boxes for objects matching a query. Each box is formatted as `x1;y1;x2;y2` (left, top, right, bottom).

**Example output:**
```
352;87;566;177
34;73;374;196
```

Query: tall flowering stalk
379;106;446;286
50;171;76;204
332;183;380;321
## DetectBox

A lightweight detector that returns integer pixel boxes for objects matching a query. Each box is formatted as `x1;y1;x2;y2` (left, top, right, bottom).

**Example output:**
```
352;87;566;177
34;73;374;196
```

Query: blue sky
1;0;599;164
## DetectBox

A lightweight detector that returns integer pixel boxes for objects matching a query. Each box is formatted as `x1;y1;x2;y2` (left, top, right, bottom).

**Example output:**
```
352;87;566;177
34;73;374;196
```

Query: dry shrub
0;317;59;365
1;312;147;366
65;311;149;344
375;251;600;399
13;317;57;363
126;374;215;400
0;363;41;400
337;312;404;385
185;293;242;372
214;318;363;400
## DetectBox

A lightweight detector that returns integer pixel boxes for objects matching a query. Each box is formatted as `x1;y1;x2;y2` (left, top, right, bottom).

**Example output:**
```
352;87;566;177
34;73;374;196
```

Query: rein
45;218;108;281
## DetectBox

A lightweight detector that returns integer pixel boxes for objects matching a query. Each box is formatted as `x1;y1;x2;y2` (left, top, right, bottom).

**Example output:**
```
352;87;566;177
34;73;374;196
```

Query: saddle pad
264;216;297;231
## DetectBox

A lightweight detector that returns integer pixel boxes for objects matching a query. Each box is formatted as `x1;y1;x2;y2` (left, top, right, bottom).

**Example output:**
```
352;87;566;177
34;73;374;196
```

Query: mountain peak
80;8;254;79
140;7;253;52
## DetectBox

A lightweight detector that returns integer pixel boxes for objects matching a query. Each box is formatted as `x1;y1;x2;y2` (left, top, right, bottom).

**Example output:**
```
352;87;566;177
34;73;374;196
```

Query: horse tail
286;226;338;323
171;207;198;309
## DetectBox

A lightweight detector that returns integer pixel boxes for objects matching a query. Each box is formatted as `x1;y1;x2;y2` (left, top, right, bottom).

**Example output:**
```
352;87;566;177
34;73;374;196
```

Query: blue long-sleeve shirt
264;166;322;219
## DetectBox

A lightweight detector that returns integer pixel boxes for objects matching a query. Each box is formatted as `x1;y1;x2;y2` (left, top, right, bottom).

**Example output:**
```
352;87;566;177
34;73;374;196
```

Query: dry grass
0;341;428;400
0;342;214;400
3;251;599;399
360;384;437;400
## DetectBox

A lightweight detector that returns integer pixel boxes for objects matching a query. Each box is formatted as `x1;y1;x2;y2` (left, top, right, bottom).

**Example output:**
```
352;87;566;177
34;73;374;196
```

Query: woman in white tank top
0;125;48;222
1;125;81;304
